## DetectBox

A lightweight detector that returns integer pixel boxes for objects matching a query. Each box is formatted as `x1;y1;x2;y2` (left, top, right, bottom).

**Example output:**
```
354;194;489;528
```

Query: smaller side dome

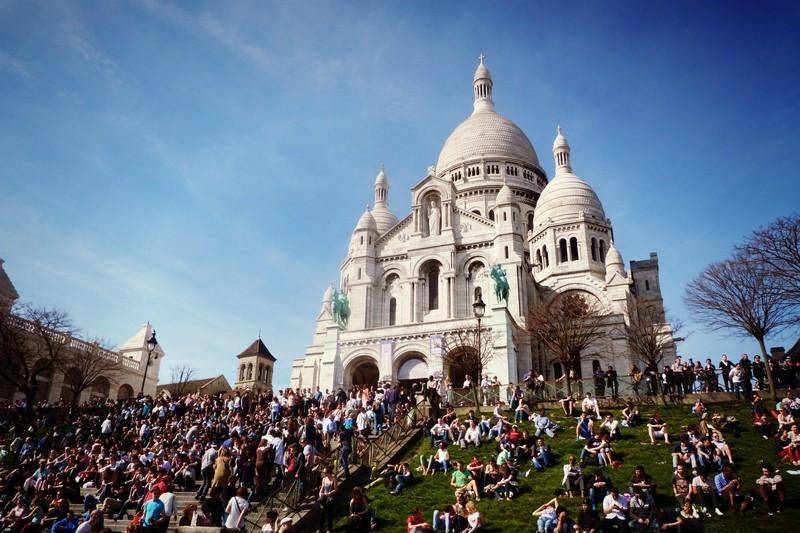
496;183;515;206
355;208;377;233
605;241;626;282
322;283;334;303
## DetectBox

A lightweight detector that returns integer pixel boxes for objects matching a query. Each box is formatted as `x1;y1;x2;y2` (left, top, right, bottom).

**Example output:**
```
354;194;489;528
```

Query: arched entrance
91;377;110;401
117;384;135;400
445;347;481;388
346;357;379;388
396;354;428;390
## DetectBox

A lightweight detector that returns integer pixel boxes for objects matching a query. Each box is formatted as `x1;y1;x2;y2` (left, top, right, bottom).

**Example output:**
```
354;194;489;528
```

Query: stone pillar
317;324;340;390
379;341;393;382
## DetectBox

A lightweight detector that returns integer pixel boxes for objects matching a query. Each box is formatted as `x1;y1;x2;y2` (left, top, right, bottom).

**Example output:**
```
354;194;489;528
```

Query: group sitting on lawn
406;381;797;533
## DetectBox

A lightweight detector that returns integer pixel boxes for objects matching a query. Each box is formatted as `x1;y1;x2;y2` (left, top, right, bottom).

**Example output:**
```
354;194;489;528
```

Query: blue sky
1;1;799;387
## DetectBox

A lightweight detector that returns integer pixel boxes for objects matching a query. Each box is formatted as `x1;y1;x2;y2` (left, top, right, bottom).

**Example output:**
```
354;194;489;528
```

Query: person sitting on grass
580;433;604;467
691;399;707;416
629;465;657;497
582;393;601;418
424;442;451;476
407;507;433;533
531;438;555;472
466;455;484;480
561;455;585;497
484;465;518;501
515;399;531;422
389;462;413;495
560;394;579;417
463;501;483;533
672;435;698;470
575;497;602;533
576;413;594;441
458;420;482;449
621;401;641;428
755;463;785;515
601;485;630;532
647;413;669;445
532;494;560;533
430;418;452;447
777;424;800;465
487;416;507;441
671;464;691;506
496;443;514;469
752;410;773;439
432;493;467;533
600;414;621;440
451;461;481;501
627;488;655;532
696;436;723;471
710;429;735;464
714;464;750;515
690;467;721;517
348;486;375;531
587;469;609;511
483;460;500;488
551;506;574;533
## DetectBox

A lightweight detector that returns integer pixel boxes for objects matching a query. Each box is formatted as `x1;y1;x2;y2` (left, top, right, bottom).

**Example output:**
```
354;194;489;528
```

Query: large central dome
435;58;541;176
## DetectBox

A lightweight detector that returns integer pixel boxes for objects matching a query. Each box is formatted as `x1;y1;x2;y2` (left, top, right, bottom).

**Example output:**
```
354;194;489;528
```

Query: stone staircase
75;488;198;533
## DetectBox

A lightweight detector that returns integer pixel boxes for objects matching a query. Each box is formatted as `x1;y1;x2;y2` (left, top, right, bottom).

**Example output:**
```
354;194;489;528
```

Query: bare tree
684;253;793;400
618;301;682;401
529;292;608;395
738;214;800;325
0;303;74;408
60;338;122;406
168;365;197;397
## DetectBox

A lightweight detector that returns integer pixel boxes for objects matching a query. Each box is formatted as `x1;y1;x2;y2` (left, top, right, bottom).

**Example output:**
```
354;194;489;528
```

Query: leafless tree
618;301;682;401
684;252;793;400
60;338;122;406
0;303;74;408
441;324;495;406
168;365;197;397
529;292;608;395
738;214;800;325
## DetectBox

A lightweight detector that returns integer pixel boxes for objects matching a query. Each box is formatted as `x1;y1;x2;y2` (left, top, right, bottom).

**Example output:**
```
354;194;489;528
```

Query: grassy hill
331;402;798;532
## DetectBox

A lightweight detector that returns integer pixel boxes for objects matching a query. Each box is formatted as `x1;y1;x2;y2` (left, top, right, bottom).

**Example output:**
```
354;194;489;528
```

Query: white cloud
0;49;31;80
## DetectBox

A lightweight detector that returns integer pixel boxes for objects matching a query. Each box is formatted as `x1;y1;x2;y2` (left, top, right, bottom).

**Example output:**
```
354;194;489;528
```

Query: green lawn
331;402;798;532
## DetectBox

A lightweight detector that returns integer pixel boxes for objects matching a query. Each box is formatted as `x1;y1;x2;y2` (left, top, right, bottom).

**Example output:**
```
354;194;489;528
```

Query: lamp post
472;294;486;375
139;329;159;396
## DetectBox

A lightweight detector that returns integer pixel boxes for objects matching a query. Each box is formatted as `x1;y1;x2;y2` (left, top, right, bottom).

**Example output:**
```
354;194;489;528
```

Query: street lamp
139;329;159;396
473;293;486;366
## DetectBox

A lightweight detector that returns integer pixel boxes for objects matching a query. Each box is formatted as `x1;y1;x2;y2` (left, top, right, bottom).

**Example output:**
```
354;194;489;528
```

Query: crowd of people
407;362;798;533
0;383;421;533
1;351;798;533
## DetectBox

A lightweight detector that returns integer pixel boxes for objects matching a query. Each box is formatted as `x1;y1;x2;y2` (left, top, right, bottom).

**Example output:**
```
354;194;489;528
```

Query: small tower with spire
553;125;572;174
235;337;277;393
472;54;494;114
371;165;399;233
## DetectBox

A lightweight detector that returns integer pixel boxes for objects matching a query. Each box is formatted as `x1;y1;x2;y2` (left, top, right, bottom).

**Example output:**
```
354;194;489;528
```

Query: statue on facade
332;289;350;329
427;199;441;236
490;265;509;304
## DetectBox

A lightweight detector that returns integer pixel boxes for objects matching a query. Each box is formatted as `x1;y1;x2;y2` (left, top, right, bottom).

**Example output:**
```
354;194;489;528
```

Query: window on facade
360;235;364;245
474;286;482;302
599;240;606;262
591;238;598;261
569;237;579;261
536;250;542;270
368;236;372;244
559;239;568;263
504;246;509;259
426;263;439;310
503;212;507;221
358;268;362;280
389;297;397;325
592;359;601;372
488;210;495;221
645;279;650;291
471;209;481;216
542;245;549;268
527;213;534;232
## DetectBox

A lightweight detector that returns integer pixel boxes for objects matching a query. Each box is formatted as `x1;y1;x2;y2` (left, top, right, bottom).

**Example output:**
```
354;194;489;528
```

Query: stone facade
234;338;276;393
291;57;675;392
0;258;165;403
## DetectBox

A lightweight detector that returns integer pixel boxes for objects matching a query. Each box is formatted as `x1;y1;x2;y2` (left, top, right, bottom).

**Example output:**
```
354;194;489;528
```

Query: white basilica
290;57;674;391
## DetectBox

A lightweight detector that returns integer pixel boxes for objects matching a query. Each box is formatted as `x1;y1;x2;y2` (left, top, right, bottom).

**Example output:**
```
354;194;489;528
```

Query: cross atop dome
472;54;494;113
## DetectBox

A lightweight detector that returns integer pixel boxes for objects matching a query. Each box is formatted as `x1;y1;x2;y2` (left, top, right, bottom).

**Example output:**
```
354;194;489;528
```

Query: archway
91;377;110;400
445;347;481;388
117;384;135;400
346;357;379;388
396;355;428;390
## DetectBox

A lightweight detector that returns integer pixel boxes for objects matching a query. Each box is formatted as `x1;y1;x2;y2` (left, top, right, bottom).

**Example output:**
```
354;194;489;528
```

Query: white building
0;258;165;403
291;57;673;392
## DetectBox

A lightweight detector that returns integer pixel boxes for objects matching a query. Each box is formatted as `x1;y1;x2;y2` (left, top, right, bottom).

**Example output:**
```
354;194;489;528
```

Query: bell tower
234;337;276;393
